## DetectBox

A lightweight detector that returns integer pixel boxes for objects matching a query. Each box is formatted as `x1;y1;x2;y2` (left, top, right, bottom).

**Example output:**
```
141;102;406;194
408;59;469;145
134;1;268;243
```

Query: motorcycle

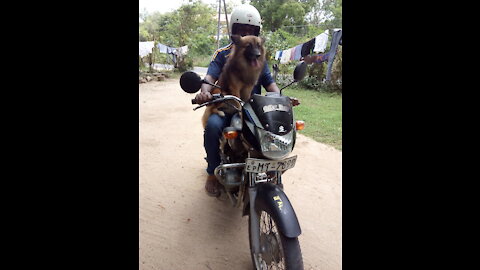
179;61;307;270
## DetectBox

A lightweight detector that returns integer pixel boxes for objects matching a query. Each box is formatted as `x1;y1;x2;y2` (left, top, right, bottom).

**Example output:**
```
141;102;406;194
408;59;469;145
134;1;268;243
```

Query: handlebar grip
191;98;198;104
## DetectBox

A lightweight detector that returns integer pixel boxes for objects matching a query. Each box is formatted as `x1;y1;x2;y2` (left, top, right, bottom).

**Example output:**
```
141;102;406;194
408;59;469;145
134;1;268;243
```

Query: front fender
254;182;301;238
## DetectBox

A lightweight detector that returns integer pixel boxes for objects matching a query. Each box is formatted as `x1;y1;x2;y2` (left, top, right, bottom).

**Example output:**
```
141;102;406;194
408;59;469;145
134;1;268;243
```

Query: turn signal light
223;130;238;139
296;120;305;130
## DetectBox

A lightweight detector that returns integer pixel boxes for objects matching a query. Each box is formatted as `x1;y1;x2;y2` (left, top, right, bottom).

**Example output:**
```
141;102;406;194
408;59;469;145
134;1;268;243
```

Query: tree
250;0;317;32
139;0;217;54
319;0;342;29
139;11;166;41
209;0;237;14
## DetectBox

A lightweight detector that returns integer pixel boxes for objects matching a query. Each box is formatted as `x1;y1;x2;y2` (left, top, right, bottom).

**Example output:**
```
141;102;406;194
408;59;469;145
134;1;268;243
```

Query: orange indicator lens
296;120;305;130
223;130;238;139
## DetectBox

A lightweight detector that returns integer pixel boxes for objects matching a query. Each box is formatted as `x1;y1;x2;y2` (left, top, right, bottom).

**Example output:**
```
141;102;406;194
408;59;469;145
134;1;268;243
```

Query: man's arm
265;82;280;92
266;82;300;106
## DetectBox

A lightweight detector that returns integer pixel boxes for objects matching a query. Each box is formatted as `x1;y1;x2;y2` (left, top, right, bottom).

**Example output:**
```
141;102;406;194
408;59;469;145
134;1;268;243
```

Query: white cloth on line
280;48;292;64
157;43;168;54
139;41;155;57
313;31;329;53
177;45;189;55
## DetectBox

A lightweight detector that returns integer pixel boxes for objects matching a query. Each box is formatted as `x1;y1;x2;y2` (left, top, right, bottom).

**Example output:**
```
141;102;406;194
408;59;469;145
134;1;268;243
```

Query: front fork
249;186;260;255
248;171;282;257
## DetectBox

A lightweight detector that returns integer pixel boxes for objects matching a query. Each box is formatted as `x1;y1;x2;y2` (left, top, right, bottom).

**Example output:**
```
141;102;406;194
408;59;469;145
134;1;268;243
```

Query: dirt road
139;77;342;270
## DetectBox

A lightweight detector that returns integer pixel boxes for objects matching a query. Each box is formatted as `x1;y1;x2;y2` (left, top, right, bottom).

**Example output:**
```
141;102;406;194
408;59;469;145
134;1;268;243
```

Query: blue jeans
204;113;233;175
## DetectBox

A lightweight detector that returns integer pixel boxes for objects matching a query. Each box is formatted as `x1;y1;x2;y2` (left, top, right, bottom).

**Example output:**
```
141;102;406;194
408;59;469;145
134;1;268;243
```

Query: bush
191;54;212;67
299;62;325;90
176;55;193;72
329;45;342;92
191;35;217;56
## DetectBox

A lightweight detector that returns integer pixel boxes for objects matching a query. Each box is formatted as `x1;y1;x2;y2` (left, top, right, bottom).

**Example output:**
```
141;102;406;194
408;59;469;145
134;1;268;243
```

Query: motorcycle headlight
256;127;294;160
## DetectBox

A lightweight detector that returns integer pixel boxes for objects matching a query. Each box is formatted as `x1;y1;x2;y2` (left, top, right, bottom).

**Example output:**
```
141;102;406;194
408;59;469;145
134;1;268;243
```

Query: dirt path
139;77;342;270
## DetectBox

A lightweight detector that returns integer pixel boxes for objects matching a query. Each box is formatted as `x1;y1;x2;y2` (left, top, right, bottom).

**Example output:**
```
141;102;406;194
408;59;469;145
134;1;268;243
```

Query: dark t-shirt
206;43;275;95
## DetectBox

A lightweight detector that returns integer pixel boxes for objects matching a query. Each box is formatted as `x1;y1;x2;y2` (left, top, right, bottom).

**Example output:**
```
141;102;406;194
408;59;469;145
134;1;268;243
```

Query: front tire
248;209;303;270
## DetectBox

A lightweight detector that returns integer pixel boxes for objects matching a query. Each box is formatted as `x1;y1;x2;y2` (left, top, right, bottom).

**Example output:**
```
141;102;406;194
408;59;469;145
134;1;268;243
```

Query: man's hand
291;97;300;106
195;90;213;104
195;74;216;103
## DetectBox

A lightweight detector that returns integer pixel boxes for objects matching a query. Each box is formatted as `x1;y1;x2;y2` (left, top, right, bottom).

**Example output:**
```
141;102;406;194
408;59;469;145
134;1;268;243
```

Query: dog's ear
231;35;242;46
259;36;266;46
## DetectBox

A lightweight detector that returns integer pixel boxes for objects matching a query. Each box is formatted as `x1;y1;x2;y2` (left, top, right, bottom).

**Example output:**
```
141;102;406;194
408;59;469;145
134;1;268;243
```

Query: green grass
280;86;342;150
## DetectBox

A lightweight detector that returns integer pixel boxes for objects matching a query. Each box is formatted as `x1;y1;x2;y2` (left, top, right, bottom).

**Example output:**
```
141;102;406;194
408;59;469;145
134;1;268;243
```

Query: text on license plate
245;155;297;173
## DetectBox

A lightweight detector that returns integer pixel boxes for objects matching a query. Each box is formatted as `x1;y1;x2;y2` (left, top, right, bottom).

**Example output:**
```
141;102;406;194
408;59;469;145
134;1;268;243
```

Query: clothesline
138;41;189;58
275;29;337;63
274;29;342;82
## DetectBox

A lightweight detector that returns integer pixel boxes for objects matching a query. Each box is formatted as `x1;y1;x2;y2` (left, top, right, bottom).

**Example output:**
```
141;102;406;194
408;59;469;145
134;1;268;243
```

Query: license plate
245;155;297;173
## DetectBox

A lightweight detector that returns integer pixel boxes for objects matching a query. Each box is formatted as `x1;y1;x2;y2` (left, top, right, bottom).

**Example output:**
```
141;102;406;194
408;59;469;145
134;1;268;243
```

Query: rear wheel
248;210;303;270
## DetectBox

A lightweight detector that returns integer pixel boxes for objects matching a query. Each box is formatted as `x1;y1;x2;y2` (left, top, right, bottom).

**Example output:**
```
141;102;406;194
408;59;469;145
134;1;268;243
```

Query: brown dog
202;35;266;128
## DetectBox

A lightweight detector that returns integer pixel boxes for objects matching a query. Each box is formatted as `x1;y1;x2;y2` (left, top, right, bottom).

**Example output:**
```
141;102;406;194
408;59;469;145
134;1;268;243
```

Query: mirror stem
279;80;296;94
201;79;222;90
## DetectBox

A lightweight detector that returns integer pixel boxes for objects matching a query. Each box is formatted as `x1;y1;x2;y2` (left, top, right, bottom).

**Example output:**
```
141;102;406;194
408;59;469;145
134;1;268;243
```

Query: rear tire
248;209;303;270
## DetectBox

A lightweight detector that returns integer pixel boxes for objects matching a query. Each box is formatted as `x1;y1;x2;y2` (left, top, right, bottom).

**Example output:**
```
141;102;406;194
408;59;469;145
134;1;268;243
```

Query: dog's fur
202;35;266;128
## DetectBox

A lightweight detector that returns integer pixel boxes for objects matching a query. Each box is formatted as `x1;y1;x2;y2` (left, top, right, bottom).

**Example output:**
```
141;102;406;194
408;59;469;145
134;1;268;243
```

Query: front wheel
248;210;303;270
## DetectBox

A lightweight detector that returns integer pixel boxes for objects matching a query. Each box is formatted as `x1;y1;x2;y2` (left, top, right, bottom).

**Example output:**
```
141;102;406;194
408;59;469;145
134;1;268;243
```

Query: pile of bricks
139;72;170;84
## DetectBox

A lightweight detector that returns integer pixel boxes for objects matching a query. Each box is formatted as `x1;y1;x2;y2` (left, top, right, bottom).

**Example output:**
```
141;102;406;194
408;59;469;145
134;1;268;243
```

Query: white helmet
229;4;262;36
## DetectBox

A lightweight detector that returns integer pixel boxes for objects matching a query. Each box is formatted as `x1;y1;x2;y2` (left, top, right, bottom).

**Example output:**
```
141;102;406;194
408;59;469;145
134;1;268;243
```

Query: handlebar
191;95;244;111
190;94;298;110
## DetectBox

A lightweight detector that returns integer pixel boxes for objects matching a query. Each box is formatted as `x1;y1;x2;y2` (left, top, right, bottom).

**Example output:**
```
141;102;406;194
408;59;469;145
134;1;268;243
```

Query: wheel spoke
257;211;286;269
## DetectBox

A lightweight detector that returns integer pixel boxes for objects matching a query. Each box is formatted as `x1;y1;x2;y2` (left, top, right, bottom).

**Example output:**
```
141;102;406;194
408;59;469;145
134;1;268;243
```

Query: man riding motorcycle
195;4;282;197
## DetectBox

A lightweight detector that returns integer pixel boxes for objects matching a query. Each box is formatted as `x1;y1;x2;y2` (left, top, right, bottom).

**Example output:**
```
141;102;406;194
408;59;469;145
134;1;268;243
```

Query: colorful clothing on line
326;29;342;82
301;38;315;57
293;44;302;60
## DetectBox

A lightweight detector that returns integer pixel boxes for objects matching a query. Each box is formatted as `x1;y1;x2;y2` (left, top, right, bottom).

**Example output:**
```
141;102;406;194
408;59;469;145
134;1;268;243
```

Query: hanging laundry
275;50;282;60
313;30;329;53
326;29;342;82
280;48;292;64
293;44;303;60
301;38;315;57
177;45;189;56
289;46;296;61
170;53;177;65
157;43;168;54
139;41;155;57
303;53;329;64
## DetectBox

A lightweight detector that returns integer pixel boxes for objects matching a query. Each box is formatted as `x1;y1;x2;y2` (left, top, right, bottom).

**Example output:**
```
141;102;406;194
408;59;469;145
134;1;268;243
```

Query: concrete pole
217;0;221;49
223;0;230;37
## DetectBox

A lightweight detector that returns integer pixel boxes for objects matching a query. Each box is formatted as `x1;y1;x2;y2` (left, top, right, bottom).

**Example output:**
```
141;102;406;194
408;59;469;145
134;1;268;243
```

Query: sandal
205;175;221;197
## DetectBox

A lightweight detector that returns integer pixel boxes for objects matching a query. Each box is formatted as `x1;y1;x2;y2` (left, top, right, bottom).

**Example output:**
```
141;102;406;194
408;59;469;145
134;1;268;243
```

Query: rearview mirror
180;71;202;93
293;61;307;82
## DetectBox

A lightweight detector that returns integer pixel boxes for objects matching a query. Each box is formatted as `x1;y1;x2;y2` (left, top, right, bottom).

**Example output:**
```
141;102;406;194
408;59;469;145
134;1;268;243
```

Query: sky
139;0;246;15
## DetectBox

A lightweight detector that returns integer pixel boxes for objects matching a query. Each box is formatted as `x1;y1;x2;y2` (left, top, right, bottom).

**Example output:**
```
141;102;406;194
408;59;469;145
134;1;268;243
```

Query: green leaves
250;0;313;32
249;0;341;33
320;0;342;29
138;0;217;55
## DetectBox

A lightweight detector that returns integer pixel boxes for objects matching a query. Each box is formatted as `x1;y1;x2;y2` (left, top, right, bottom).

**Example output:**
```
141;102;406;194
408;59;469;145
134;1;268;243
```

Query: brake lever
192;96;224;111
193;102;210;111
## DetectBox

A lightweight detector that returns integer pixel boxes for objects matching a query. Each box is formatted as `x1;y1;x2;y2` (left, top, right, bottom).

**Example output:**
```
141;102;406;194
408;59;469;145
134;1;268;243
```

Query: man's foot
205;175;220;197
